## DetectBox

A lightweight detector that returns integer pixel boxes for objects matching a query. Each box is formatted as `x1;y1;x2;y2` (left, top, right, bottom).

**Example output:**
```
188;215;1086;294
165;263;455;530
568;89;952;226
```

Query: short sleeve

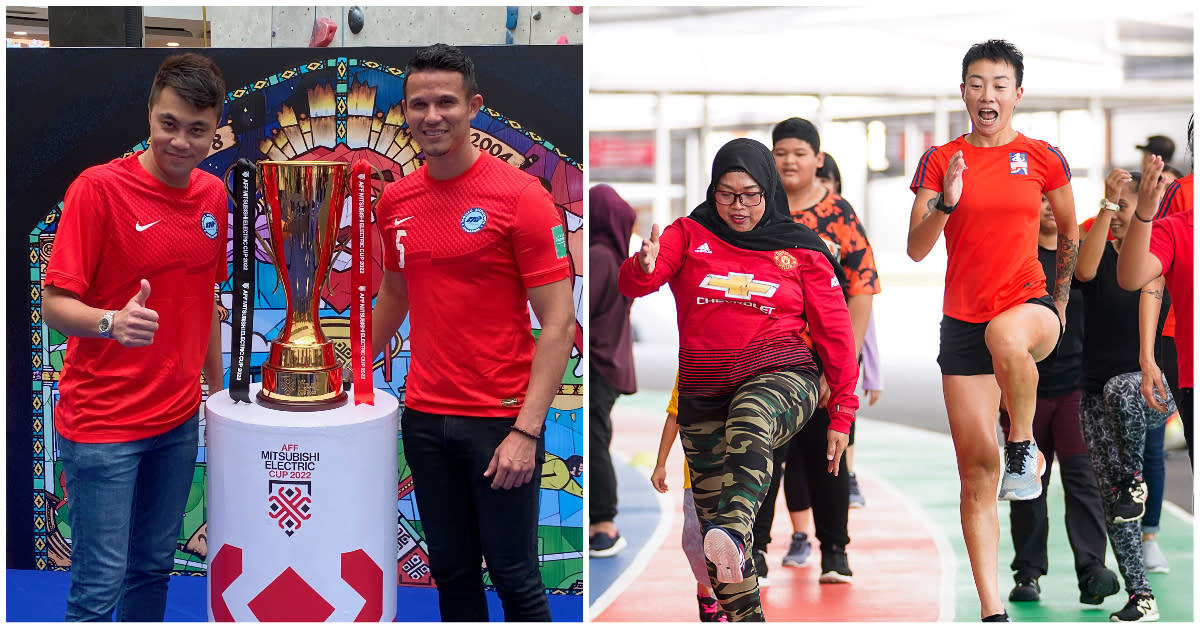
1040;144;1072;192
1149;219;1177;277
512;180;571;288
43;173;106;297
910;147;946;194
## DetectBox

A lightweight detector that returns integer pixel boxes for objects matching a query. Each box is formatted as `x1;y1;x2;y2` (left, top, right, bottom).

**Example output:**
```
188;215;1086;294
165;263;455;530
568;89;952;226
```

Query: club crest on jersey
774;250;797;270
201;212;219;239
700;272;779;300
1009;152;1028;175
460;207;487;233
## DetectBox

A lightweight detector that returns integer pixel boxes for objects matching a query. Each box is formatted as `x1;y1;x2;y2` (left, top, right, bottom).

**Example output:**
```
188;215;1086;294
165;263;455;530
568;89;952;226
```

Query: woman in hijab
618;138;858;621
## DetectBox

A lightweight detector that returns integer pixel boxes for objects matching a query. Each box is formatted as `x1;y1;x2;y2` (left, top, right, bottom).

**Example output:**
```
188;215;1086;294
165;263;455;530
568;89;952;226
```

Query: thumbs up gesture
114;279;160;347
637;223;661;274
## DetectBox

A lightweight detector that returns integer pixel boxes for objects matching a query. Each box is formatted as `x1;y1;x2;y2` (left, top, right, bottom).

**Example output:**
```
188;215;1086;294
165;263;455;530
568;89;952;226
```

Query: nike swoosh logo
393;217;414;226
135;220;162;232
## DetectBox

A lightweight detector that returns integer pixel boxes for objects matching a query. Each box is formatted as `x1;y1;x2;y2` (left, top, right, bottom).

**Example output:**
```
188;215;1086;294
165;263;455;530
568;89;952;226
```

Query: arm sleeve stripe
1154;181;1179;220
1046;146;1072;181
911;147;937;190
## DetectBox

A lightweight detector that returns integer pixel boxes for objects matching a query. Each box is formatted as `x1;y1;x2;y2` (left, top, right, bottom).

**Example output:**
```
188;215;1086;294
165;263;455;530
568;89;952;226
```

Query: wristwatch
933;192;957;215
98;311;115;338
1099;198;1119;212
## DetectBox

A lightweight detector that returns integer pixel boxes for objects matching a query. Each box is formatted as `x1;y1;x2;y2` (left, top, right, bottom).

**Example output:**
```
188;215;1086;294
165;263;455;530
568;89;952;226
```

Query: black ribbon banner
228;158;257;403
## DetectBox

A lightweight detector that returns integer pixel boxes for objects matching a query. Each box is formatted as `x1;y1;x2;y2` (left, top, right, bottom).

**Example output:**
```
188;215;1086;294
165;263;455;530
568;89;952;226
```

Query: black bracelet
510;424;541;440
1134;212;1154;223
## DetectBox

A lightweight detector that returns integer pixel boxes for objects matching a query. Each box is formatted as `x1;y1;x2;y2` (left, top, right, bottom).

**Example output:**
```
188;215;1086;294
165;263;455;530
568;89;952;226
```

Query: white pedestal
205;385;399;622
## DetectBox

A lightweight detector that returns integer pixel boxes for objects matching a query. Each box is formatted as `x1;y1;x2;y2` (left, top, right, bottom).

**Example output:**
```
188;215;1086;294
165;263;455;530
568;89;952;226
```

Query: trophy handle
326;162;387;292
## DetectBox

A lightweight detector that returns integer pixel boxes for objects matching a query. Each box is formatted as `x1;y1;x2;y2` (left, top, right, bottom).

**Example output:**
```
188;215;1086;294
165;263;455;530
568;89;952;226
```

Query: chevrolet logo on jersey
700;272;779;300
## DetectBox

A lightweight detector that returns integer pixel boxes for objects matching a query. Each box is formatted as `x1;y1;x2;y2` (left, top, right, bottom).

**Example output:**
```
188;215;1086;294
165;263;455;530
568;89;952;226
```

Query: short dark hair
962;39;1024;88
772;117;820;153
816;152;842;194
148;53;225;114
403;43;479;101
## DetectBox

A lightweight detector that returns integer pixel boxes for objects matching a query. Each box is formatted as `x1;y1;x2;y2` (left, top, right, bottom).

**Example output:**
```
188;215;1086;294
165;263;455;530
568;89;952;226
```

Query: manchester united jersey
618;217;858;433
911;133;1071;322
376;152;571;417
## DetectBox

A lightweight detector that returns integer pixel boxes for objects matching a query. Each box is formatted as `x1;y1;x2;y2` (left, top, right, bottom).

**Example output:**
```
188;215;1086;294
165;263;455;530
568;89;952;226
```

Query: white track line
857;463;958;622
588;451;676;620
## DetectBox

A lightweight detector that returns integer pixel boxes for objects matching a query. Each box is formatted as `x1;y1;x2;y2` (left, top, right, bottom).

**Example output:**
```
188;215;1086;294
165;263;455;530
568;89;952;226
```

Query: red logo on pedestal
268;481;312;536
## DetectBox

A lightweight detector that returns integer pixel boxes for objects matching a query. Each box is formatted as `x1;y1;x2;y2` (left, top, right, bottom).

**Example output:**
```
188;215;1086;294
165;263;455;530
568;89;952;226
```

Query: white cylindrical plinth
206;385;399;622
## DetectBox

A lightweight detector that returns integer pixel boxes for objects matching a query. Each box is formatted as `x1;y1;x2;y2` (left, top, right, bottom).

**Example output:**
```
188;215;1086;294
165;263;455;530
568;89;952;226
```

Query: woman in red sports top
906;39;1079;622
619;137;857;621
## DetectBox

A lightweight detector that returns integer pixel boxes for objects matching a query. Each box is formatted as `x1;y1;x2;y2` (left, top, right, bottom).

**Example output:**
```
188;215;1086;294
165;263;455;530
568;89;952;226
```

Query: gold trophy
256;160;349;410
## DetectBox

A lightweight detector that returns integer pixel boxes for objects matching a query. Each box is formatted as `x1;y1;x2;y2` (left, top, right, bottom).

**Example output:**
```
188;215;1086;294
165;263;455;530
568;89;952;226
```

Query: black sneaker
1110;593;1159;622
982;611;1011;622
1111;474;1148;524
1009;575;1040;602
752;548;770;587
1079;567;1120;605
818;546;853;584
589;531;627;558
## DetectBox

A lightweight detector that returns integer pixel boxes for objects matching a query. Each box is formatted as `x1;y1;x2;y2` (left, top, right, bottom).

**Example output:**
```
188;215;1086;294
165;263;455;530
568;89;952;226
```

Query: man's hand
484;431;538;490
113;279;159;347
863;389;882;406
637;224;660;274
826;429;849;475
1103;168;1132;205
650;465;669;493
817;374;830;408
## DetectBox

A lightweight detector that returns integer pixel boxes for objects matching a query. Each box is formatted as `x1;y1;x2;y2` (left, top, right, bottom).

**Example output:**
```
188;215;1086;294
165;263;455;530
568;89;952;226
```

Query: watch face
98;313;112;334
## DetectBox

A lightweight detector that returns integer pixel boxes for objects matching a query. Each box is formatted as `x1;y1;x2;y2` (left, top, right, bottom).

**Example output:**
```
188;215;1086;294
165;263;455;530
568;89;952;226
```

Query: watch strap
934;192;957;215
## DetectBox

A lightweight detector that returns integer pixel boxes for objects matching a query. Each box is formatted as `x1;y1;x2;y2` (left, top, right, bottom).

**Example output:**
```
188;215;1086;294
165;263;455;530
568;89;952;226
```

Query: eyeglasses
713;190;764;207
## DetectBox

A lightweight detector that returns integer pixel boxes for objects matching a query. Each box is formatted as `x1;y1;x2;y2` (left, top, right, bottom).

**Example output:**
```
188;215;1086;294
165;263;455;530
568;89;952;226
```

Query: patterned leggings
1079;380;1151;596
679;370;820;622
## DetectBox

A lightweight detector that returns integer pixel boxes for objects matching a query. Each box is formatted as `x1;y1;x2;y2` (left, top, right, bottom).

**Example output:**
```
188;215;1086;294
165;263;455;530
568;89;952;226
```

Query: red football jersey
618;217;858;433
43;153;228;443
376;152;570;417
1154;173;1192;338
911;134;1071;322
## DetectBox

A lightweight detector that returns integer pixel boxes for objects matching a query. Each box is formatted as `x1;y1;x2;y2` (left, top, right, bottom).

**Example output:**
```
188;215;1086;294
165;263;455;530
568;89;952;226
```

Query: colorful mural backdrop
9;46;582;599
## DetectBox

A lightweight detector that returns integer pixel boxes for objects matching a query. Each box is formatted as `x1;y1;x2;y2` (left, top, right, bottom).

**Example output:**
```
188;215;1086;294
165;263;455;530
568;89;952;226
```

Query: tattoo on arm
922;197;937;221
1054;233;1079;303
1142;288;1163;301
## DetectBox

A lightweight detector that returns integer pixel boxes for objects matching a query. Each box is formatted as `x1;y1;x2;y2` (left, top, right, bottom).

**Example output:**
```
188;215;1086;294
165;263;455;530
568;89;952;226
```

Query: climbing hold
505;30;514;45
348;6;364;34
532;10;542;20
556;35;568;44
569;6;583;15
309;17;337;47
506;6;519;30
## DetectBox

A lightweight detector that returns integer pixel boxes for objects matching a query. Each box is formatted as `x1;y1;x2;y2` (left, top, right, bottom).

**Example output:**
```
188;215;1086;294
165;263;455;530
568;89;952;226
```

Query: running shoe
703;526;746;584
1110;593;1158;622
589;531;627;558
998;440;1046;501
982;611;1011;622
818;546;853;584
1112;474;1148;524
782;532;812;567
1080;566;1121;605
848;471;866;508
1142;537;1170;574
696;590;725;622
1009;575;1040;602
752;548;770;587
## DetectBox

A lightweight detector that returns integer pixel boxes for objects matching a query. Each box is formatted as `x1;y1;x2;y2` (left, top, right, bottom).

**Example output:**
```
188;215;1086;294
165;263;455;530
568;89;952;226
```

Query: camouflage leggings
679;370;820;622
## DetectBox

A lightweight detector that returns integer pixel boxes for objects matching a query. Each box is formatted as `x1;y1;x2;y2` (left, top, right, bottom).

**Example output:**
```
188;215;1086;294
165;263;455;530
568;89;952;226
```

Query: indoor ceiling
6;5;208;47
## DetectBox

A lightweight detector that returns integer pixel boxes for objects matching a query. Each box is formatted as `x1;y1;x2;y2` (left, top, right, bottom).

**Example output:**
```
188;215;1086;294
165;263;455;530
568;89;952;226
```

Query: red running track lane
595;402;944;622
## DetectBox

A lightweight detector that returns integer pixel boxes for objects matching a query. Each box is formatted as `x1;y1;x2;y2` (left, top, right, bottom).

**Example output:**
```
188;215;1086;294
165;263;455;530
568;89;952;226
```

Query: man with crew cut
371;43;576;622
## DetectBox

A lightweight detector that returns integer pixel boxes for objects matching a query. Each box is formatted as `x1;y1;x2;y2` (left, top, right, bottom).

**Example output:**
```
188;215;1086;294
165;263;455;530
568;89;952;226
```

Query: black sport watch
933;192;957;215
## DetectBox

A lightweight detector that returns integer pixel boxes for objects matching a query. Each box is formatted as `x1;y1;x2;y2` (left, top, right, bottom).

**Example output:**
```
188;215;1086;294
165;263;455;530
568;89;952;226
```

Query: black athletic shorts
937;294;1061;376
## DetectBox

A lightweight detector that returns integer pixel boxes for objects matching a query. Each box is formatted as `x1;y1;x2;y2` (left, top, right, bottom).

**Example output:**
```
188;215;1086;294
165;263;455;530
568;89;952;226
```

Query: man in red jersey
1119;115;1194;467
41;53;227;621
371;43;575;622
907;40;1080;622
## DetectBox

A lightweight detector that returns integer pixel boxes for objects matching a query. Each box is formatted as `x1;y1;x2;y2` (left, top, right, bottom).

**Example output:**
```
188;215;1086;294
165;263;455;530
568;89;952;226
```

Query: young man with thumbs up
41;53;228;622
